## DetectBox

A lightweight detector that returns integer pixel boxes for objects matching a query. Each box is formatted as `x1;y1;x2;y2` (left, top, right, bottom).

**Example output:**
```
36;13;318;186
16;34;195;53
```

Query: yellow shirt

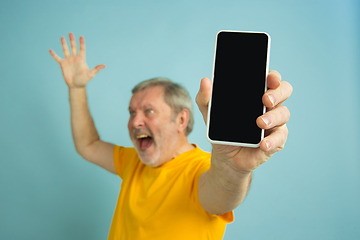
108;145;234;240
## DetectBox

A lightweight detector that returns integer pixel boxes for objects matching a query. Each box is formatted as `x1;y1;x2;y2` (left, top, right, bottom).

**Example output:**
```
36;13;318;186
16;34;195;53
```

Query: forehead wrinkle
129;103;154;112
129;86;169;113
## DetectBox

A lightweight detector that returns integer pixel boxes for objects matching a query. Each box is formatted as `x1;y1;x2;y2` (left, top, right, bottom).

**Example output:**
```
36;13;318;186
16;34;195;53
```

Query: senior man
49;33;292;240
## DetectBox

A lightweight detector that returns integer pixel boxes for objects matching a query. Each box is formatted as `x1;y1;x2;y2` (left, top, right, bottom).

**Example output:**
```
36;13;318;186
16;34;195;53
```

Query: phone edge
205;30;271;148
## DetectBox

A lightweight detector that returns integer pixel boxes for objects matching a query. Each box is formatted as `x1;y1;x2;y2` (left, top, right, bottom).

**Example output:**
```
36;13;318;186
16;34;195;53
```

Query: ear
176;109;189;133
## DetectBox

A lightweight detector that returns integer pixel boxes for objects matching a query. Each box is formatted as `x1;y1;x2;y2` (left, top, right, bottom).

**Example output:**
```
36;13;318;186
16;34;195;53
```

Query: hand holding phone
206;31;271;148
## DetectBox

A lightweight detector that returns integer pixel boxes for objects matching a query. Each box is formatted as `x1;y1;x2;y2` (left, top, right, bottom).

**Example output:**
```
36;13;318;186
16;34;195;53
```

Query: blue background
1;0;359;239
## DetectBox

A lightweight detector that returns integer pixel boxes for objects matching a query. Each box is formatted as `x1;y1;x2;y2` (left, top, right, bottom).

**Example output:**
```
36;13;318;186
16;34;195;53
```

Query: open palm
49;33;105;88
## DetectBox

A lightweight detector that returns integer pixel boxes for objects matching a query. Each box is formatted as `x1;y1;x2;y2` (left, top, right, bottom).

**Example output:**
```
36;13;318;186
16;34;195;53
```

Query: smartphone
206;30;271;148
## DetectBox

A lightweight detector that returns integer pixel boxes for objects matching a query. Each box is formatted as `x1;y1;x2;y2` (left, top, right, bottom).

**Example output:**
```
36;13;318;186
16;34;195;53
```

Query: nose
130;113;145;129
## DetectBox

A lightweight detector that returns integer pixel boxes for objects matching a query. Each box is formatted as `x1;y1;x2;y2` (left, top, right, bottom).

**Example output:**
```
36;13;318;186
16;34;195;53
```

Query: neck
172;135;195;159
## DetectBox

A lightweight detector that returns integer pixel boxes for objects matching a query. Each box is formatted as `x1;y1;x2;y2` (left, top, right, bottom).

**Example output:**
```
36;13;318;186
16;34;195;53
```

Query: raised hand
49;33;105;88
196;70;293;173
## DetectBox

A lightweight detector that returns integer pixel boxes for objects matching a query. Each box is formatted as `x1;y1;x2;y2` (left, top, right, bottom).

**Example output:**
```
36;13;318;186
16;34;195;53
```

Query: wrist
68;87;88;104
68;85;86;90
68;86;86;93
210;155;253;180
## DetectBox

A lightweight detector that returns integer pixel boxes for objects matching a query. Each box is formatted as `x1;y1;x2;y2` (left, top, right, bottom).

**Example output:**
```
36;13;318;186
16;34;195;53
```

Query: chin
139;157;160;167
137;152;161;167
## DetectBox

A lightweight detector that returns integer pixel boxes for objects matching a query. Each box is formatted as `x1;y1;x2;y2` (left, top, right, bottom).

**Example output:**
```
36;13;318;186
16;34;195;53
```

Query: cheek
159;123;178;141
127;120;133;134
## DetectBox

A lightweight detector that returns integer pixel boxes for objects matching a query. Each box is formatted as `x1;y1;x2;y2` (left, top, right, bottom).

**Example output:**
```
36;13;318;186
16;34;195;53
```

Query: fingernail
268;94;276;105
261;116;271;126
265;139;271;150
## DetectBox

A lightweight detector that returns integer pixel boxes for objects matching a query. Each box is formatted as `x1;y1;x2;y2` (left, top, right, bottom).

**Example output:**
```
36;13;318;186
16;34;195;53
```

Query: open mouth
136;134;154;150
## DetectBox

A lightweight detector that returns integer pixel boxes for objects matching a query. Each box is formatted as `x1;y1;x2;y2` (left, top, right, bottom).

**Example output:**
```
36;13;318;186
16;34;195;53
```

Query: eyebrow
128;104;154;112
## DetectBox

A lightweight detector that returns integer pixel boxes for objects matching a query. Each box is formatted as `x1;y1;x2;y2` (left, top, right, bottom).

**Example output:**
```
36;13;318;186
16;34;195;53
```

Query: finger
257;105;290;130
69;33;77;55
267;70;281;89
263;81;293;108
260;124;288;152
79;36;86;57
61;36;70;57
195;77;212;124
88;64;106;78
49;49;62;63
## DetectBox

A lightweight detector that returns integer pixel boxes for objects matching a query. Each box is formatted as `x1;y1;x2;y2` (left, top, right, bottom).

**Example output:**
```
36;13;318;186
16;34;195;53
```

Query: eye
146;109;154;114
129;110;136;116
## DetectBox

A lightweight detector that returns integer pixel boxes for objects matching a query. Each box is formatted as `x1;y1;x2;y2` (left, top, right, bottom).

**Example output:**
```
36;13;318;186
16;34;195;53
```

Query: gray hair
132;77;194;136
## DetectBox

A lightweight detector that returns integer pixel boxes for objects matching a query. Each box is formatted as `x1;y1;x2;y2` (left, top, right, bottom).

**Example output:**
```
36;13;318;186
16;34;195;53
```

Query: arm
49;33;116;174
198;161;252;215
196;71;293;215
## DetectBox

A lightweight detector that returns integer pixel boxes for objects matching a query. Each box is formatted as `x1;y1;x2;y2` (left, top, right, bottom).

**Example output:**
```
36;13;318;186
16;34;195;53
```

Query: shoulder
178;145;212;178
114;145;138;159
188;145;212;168
114;146;140;178
184;144;211;161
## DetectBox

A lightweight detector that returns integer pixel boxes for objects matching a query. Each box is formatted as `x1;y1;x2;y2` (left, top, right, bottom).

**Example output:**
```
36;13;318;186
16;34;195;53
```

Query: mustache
132;128;154;138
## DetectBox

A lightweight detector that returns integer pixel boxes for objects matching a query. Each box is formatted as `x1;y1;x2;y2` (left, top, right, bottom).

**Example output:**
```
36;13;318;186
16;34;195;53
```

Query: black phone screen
208;31;270;145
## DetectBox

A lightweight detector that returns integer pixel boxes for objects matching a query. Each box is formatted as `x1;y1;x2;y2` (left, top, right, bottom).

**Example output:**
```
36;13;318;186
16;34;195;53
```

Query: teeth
136;134;149;139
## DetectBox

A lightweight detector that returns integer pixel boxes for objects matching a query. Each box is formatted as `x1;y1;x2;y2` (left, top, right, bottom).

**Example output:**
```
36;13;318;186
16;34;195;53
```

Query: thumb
89;64;106;78
195;77;212;124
